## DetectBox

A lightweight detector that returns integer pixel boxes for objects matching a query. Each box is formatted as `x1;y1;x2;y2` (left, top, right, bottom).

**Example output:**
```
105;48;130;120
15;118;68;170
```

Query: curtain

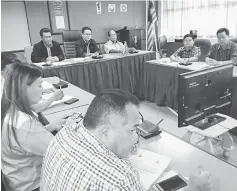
161;0;237;38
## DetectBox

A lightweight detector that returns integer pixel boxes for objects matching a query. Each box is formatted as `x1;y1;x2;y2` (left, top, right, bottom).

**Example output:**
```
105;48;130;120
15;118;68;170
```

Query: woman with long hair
1;63;67;191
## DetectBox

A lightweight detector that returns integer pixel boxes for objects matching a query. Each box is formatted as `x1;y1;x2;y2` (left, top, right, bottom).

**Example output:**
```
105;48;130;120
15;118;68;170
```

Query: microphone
48;68;68;89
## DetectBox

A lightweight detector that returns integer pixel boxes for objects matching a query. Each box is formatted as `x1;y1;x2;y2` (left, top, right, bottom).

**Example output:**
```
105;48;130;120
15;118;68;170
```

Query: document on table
128;149;172;190
41;93;74;108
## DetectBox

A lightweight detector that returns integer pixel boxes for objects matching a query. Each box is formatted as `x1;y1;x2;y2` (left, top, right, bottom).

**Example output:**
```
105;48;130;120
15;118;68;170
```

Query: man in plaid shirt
40;89;145;191
170;34;201;63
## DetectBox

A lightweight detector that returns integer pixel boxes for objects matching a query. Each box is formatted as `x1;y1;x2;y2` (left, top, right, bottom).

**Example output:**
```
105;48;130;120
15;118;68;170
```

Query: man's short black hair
40;28;52;37
83;89;140;129
82;27;92;34
108;29;115;37
216;28;229;36
183;34;194;41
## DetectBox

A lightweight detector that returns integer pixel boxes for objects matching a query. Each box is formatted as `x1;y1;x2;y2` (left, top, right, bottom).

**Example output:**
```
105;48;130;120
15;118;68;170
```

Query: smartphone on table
64;98;79;105
155;174;187;191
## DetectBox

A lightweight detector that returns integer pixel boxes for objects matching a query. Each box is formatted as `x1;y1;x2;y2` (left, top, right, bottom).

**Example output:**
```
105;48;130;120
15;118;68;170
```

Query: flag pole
153;23;158;53
146;0;148;51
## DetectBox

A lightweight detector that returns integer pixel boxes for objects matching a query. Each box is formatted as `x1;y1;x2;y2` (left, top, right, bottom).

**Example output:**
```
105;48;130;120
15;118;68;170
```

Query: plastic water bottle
123;41;129;55
188;166;213;191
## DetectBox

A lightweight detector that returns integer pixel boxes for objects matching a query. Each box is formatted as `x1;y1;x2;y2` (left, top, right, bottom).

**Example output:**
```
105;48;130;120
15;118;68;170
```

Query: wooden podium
116;27;145;50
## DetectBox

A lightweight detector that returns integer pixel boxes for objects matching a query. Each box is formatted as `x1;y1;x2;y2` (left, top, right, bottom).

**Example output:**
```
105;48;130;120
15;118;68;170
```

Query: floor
140;100;237;167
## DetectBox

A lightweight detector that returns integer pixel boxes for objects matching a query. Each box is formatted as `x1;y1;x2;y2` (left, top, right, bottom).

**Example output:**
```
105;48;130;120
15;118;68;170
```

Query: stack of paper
41;93;74;108
128;149;172;190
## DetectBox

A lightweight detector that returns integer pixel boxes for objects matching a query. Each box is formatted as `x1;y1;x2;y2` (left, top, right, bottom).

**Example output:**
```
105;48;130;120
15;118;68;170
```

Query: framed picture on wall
47;0;70;34
108;4;115;12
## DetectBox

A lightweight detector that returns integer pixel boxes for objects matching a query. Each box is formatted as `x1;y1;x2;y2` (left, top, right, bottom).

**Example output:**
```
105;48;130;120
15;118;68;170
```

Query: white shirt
1;110;54;191
104;40;124;54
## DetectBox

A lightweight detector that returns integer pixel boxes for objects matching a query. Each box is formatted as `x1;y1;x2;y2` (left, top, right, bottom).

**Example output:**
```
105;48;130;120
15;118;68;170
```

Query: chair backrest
165;42;183;57
158;35;167;50
230;38;237;44
97;43;106;54
194;39;212;61
24;46;33;64
62;30;82;59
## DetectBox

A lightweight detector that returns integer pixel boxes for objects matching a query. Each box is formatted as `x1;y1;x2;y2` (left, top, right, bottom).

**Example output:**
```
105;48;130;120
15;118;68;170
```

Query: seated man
40;89;144;191
170;34;201;63
206;28;237;66
104;30;136;54
31;28;64;63
75;26;101;57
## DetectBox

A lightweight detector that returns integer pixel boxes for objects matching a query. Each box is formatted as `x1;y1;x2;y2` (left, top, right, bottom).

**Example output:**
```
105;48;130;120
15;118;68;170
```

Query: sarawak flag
147;0;158;51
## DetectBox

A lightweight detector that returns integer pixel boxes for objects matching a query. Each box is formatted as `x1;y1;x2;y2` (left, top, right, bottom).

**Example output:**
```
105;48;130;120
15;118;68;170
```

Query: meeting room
1;0;237;191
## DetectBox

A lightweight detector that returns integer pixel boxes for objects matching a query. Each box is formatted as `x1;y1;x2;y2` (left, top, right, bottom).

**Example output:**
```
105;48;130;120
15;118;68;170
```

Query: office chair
194;39;212;62
230;38;237;44
1;172;7;191
165;42;183;57
62;30;82;59
97;43;106;54
24;46;33;64
158;35;167;57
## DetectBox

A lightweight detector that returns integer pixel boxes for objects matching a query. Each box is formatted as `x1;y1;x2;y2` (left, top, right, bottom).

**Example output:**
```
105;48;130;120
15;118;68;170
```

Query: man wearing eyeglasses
206;28;237;66
75;26;101;57
40;89;145;191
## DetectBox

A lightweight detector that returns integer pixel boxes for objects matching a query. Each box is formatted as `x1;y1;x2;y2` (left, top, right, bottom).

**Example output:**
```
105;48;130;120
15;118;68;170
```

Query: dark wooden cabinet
116;27;145;50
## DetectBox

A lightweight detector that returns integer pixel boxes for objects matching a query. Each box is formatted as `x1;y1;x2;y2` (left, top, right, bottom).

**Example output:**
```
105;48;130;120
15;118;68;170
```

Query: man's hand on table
176;57;186;63
46;56;59;63
205;57;218;66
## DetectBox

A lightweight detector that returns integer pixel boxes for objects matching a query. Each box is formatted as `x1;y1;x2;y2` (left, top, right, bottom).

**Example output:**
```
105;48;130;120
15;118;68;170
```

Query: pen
156;118;164;126
58;77;62;92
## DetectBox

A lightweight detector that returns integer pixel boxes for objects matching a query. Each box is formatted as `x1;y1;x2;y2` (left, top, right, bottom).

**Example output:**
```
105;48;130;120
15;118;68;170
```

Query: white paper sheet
41;93;74;108
55;16;65;29
128;149;172;190
42;81;54;90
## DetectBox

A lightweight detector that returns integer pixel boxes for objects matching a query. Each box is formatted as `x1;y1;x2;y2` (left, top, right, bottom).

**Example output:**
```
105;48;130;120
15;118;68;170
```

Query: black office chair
158;35;167;56
62;30;82;59
1;172;7;191
165;42;183;57
230;38;237;44
194;39;212;61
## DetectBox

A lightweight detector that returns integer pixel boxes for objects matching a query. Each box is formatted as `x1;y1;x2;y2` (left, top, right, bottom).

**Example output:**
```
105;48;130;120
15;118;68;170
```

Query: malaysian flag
147;0;157;51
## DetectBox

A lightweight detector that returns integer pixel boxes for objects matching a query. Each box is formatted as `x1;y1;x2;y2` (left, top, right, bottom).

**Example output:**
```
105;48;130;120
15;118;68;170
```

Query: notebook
128;149;172;190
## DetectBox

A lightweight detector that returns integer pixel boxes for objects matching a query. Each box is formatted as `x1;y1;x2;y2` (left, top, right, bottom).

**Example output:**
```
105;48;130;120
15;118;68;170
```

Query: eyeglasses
130;112;144;134
133;112;144;136
84;33;92;36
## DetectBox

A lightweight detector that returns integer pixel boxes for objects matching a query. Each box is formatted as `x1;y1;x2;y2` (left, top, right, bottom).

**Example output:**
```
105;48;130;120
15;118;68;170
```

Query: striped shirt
40;123;144;191
208;41;237;65
172;46;201;59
